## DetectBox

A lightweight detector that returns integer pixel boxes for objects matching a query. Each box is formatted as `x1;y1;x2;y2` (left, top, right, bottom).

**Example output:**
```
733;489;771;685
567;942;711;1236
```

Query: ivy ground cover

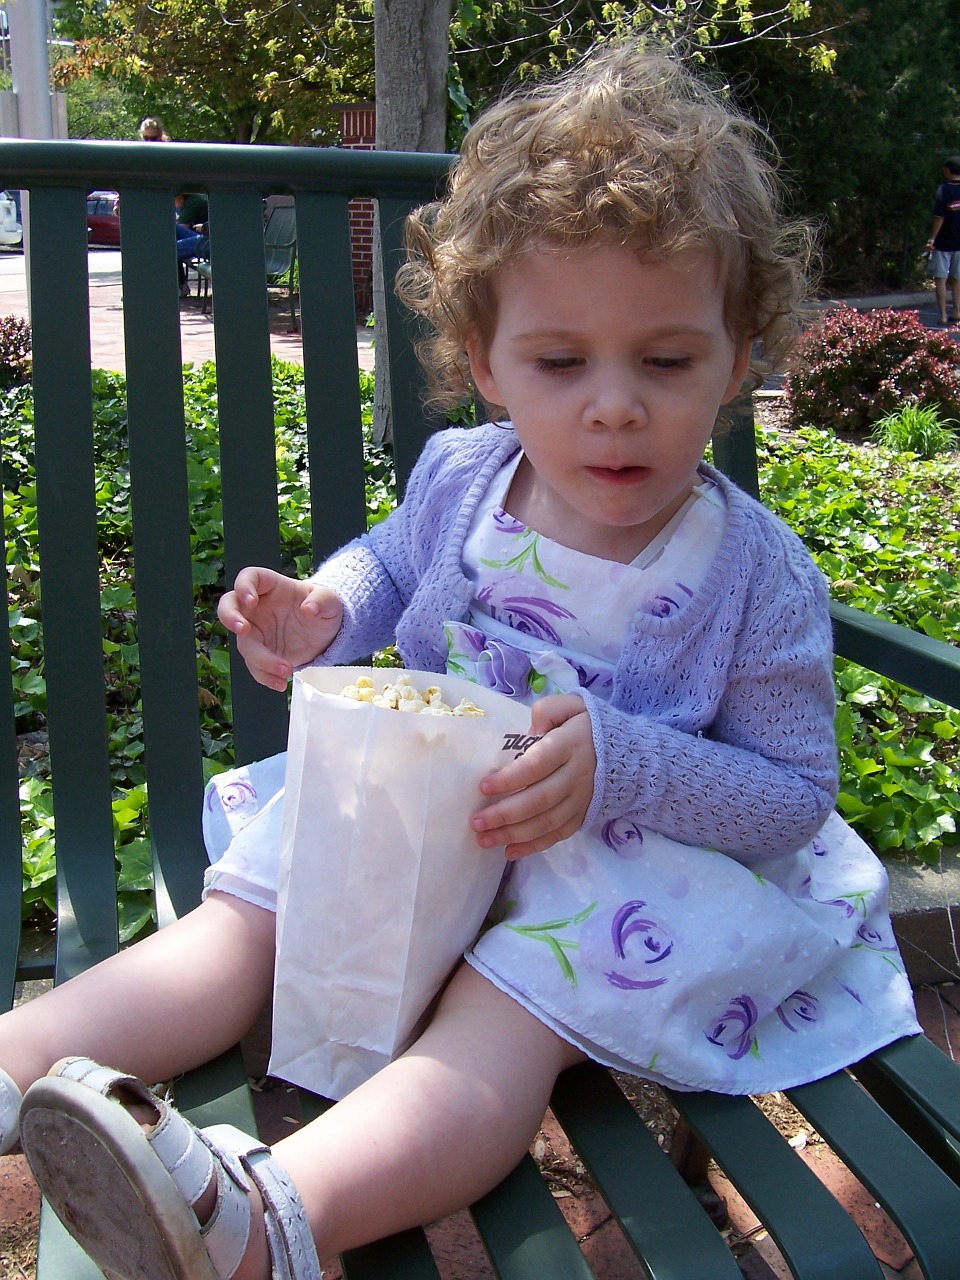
757;421;959;864
5;363;958;938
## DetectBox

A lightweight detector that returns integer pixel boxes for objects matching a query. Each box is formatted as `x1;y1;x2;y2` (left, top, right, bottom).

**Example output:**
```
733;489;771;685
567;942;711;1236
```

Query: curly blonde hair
397;42;815;409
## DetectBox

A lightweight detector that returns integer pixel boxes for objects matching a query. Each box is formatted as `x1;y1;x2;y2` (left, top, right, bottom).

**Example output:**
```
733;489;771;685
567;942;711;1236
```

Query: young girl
2;42;920;1280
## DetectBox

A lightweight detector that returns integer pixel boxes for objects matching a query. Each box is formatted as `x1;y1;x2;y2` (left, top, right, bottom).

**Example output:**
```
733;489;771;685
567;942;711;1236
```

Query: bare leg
275;962;586;1264
14;941;582;1279
950;275;960;321
935;276;948;324
0;892;275;1095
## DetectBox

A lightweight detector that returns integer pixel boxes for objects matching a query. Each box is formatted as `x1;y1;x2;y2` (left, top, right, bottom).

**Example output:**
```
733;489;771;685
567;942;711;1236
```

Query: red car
86;190;121;246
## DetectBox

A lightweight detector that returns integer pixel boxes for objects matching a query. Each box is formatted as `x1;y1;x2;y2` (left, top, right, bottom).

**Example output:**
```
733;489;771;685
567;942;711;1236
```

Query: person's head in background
139;117;168;142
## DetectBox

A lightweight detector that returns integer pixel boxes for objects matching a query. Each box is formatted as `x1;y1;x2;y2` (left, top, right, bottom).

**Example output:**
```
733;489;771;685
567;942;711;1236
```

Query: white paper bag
270;666;529;1099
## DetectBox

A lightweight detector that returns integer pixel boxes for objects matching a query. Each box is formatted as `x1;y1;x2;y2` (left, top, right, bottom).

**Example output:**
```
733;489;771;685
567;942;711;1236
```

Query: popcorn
339;672;485;717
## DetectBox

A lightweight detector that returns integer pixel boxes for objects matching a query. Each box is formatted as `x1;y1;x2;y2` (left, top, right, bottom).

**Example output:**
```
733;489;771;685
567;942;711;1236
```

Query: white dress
203;459;921;1095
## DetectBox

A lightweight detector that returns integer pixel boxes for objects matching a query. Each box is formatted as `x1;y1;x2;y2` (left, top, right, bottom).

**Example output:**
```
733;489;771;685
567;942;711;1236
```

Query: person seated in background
175;191;209;298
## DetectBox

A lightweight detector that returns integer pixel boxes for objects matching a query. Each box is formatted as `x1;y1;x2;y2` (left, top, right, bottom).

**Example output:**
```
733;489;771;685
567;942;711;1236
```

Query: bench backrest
0;139;451;996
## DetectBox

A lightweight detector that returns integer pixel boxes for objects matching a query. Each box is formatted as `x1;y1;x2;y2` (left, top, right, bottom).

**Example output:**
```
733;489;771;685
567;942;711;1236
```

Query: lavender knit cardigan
310;424;839;864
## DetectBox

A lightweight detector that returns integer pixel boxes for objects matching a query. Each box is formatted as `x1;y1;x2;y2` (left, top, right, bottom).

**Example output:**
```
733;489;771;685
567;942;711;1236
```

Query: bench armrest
830;600;960;710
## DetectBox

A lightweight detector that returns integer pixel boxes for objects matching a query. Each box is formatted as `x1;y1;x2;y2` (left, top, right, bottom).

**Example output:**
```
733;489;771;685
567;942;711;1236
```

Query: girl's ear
721;338;754;405
466;333;502;406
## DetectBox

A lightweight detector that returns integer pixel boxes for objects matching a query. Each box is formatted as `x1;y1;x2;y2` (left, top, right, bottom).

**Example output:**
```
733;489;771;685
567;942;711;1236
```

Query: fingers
473;698;595;859
216;566;276;636
475;760;590;859
300;583;343;623
216;569;343;692
236;634;293;693
529;693;591;736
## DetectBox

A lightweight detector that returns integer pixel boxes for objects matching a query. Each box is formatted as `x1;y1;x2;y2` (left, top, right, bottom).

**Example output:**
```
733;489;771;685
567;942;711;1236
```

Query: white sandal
19;1057;322;1280
0;1065;22;1155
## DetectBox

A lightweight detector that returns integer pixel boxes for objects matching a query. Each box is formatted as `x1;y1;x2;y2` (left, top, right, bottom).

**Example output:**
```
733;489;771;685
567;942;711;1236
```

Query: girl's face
467;243;751;563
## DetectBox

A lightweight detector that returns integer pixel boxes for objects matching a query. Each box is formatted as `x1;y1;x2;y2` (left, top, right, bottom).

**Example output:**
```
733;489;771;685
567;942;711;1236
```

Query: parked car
86;190;121;246
0;190;22;248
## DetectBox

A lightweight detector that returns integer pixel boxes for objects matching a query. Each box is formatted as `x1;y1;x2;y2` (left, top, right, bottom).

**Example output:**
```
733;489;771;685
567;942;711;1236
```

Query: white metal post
5;0;55;315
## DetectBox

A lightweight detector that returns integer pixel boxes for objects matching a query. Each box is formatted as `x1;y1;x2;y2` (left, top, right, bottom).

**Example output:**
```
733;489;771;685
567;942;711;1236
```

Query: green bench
195;200;299;332
2;137;959;1280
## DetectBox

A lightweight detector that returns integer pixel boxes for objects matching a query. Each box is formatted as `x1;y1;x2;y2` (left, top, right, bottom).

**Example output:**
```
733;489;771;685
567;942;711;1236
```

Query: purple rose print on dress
705;995;759;1060
601;817;645;858
570;661;608;692
476;587;576;645
776;989;821;1032
456;626;488;660
796;874;863;919
833;976;864;1004
647;594;682;618
475;638;532;697
644;582;693;618
207;779;257;810
604;900;673;990
855;922;898;951
492;507;526;536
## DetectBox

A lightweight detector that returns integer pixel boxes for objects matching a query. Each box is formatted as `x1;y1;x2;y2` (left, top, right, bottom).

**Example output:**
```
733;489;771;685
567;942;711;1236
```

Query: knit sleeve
305;535;405;666
582;538;839;864
304;426;496;667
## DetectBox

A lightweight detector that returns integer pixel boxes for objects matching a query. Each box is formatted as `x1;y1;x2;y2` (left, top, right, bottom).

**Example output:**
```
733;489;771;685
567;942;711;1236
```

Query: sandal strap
53;1058;253;1280
195;1128;255;1279
0;1066;22;1155
53;1057;160;1108
205;1125;323;1280
53;1059;223;1206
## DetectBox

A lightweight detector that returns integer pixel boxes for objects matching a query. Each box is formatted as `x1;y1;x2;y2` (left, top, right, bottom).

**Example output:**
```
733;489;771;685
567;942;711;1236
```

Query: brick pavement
0;256;372;375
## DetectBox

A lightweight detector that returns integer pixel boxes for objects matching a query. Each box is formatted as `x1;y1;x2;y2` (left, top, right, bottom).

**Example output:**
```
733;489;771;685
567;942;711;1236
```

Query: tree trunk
372;0;451;445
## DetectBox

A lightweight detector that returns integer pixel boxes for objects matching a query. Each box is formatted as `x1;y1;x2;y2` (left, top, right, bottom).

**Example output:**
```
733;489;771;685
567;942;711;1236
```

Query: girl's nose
585;370;645;430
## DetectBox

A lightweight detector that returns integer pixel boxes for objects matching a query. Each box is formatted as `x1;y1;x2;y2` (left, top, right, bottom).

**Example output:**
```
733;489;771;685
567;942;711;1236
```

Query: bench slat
28;187;119;982
553;1064;741;1279
862;1034;960;1141
668;1088;883;1279
340;1229;443;1280
470;1152;597;1279
206;190;289;766
295;192;369;565
830;600;960;708
120;188;209;926
36;1204;106;1280
376;195;446;496
0;583;21;1000
787;1068;960;1280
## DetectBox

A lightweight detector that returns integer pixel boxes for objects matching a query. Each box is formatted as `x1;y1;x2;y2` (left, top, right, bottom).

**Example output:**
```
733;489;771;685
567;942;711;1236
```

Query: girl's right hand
217;566;344;691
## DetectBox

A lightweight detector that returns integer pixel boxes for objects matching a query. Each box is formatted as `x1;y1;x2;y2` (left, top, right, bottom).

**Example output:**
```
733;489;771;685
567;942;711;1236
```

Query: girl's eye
647;356;693;371
535;356;582;373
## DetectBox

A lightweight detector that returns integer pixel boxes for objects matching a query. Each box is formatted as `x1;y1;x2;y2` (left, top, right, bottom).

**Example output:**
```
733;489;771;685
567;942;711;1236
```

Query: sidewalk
0;247;373;374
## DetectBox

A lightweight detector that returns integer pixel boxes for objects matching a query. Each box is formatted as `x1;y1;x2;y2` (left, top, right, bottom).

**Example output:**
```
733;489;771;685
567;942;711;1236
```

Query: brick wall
336;104;376;319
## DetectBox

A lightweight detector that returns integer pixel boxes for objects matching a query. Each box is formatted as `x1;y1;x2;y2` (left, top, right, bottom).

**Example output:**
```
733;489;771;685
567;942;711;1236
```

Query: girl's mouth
586;465;649;485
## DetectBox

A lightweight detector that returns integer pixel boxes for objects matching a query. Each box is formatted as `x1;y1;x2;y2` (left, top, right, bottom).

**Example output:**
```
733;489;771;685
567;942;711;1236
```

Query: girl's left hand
472;694;596;860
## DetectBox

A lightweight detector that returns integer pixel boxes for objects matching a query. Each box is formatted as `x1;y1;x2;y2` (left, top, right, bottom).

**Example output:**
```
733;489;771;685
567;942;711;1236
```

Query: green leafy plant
871;401;957;459
758;422;960;863
786;306;960;436
8;359;391;935
7;367;959;938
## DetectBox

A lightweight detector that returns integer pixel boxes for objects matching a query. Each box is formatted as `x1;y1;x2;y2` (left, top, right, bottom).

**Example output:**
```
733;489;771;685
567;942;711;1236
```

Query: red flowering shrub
785;306;960;435
0;314;31;390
